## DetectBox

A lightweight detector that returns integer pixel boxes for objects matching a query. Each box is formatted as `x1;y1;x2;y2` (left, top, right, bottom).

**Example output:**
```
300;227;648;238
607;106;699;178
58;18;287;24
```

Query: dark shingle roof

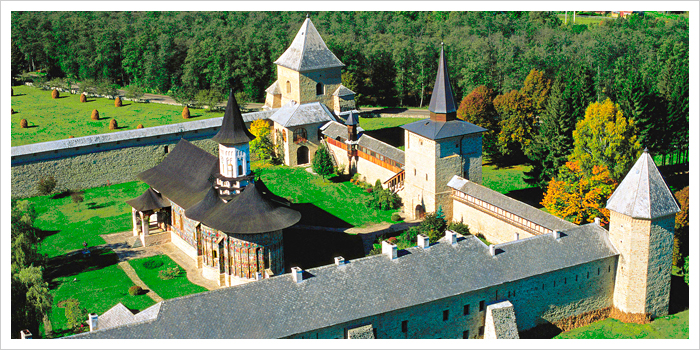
137;139;218;210
357;134;405;165
606;150;680;219
212;90;256;145
447;176;577;232
274;18;344;72
401;119;487;141
68;224;616;339
269;101;336;128
126;188;171;212
429;44;457;115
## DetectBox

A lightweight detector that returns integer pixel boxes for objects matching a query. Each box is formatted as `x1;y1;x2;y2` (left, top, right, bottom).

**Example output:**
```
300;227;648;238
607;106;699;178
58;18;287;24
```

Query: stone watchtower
264;16;356;115
400;44;487;220
606;149;680;318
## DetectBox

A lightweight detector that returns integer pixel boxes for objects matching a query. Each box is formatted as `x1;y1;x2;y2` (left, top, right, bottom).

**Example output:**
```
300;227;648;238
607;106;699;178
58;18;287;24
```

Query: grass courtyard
128;255;208;300
555;310;689;339
10;85;222;146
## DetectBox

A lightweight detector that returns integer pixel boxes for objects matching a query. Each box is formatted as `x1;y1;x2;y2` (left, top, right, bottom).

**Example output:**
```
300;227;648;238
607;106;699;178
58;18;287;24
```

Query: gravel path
117;261;164;303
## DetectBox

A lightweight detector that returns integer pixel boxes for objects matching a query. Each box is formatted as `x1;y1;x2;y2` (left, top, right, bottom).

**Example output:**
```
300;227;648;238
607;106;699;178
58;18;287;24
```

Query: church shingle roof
68;223;617;339
274;18;345;72
211;90;256;145
126;188;171;212
401;119;487;141
269;101;336;128
606;150;680;219
429;44;457;115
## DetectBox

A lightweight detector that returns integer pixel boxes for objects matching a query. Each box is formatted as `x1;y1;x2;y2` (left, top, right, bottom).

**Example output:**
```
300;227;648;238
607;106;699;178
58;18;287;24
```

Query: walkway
117;261;163;303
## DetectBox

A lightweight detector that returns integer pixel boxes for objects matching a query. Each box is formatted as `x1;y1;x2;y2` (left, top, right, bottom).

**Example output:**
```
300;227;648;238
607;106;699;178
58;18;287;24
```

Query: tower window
463;304;470;315
443;310;449;321
478;326;484;336
286;81;291;93
463;330;469;339
316;82;324;95
238;164;243;175
479;300;485;311
401;320;407;333
164;145;169;153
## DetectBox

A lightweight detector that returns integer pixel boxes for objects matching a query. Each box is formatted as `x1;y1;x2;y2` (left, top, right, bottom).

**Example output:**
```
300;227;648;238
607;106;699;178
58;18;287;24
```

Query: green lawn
358;116;422;131
554;310;689;339
254;165;399;227
128;255;208;300
10;85;222;146
482;163;533;194
26;181;149;258
45;250;155;337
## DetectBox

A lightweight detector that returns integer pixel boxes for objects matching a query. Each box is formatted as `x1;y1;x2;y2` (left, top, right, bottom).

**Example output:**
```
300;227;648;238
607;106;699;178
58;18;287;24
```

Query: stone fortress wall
288;252;617;339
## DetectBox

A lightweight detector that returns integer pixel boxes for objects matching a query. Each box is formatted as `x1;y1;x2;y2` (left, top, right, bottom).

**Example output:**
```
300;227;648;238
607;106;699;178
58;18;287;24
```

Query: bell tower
212;90;256;200
606;149;680;318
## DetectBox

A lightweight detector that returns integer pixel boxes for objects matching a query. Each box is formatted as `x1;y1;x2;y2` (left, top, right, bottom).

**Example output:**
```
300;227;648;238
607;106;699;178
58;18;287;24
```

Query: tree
249;119;273;161
683;256;689;285
525;75;576;189
125;85;145;102
520;68;550;117
64;299;87;332
673;186;689;267
456;85;502;160
494;89;535;157
312;145;335;180
12;266;52;338
234;91;250;110
569;99;642;182
541;161;617;225
195;89;225;111
37;176;57;196
422;211;448;243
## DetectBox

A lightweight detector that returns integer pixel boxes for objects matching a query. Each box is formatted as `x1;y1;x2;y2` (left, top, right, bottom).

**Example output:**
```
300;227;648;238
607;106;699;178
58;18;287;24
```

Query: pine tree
312;145;334;180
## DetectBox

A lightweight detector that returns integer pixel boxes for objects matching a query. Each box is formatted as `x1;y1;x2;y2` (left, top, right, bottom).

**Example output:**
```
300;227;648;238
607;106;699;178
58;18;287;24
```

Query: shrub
91;109;99;120
447;221;470;236
68;135;74;138
674;187;689;231
365;188;373;193
159;267;180;280
51;89;59;99
142;259;164;269
109;119;118;130
80;93;87;102
64;299;87;331
70;191;84;203
336;164;346;175
182;106;190;119
20;118;28;128
125;85;145;101
391;213;402;222
114;96;122;107
128;285;143;296
137;124;144;129
312;145;335;179
37;176;57;195
367;187;401;210
386;236;397;244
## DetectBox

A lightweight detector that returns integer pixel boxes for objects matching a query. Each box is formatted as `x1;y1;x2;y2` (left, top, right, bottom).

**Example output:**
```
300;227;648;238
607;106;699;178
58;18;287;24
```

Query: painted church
72;17;682;339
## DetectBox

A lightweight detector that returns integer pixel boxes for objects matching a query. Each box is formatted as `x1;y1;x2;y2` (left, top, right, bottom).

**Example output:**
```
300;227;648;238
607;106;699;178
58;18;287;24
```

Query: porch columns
131;208;138;236
140;211;149;246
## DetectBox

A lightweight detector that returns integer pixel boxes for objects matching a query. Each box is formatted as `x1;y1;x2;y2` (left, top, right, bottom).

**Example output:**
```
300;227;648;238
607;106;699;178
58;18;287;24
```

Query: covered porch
126;188;172;247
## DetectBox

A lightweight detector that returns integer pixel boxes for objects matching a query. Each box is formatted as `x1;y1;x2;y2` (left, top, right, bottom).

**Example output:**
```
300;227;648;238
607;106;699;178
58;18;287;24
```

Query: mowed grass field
554;310;689;339
10;85;221;146
128;255;208;300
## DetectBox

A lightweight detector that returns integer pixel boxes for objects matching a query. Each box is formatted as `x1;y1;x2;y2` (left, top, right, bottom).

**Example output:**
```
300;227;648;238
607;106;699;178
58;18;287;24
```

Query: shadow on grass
86;201;117;210
503;187;544;208
25;125;39;128
669;274;689;314
44;247;120;284
54;96;69;99
363;127;404;148
291;202;352;228
37;228;60;239
120;103;132;107
329;174;352;183
283;228;365;271
52;190;73;199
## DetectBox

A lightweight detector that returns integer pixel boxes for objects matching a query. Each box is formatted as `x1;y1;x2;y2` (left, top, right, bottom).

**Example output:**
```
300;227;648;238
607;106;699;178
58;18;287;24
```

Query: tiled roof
429;44;457;115
273;18;344;72
447;176;577;232
69;224;617;339
265;81;280;95
606;150;680;219
401;119;487;141
332;84;355;97
357;134;405;165
269;101;336;128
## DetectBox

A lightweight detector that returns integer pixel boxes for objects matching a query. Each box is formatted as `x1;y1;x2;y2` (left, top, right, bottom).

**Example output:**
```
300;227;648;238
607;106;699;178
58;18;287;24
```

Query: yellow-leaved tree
249;119;273;161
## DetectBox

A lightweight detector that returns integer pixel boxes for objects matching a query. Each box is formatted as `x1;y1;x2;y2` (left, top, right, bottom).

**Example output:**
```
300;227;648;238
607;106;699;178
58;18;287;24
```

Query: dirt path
117;261;164;303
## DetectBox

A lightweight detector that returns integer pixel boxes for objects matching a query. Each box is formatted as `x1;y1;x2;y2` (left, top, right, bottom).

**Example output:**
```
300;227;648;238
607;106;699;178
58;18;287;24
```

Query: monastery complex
69;18;681;339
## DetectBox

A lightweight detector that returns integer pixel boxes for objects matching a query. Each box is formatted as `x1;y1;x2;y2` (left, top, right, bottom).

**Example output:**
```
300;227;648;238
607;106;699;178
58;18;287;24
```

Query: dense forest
11;11;689;167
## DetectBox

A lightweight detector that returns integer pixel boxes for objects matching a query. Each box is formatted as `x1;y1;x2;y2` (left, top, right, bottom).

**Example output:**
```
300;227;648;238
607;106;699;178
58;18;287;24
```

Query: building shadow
668;274;689;314
503;187;544;208
291;202;352;228
44;247;120;286
363;127;405;148
283;228;365;272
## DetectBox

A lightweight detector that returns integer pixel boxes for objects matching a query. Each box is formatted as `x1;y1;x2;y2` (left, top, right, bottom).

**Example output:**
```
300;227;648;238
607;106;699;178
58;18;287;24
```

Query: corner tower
606;149;680;318
264;16;356;114
400;44;487;220
212;90;256;199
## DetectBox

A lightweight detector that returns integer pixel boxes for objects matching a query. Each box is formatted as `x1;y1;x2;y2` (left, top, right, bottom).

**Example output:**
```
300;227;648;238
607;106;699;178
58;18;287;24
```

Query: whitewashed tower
212;90;256;200
606;149;680;318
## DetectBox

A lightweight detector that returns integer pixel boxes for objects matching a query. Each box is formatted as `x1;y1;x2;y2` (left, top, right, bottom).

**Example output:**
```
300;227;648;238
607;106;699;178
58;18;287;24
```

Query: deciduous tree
494;89;535;157
249;119;273;161
457;85;501;160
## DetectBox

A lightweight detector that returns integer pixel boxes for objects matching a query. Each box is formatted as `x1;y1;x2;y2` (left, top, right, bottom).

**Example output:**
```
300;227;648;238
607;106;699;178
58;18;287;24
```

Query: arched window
293;128;307;143
286;81;291;93
316;82;324;95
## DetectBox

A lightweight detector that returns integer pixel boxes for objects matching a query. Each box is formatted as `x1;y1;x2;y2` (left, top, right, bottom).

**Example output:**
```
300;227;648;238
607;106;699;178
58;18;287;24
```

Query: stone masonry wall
484;301;519;339
356;156;399;187
299;68;342;110
402;132;437;219
287;255;617;339
644;215;675;317
11;138;218;198
452;200;536;244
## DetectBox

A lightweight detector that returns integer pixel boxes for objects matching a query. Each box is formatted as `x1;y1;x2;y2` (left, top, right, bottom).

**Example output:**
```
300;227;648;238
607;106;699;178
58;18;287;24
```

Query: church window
425;174;428;181
293;128;307;143
179;214;184;231
564;278;567;284
238;164;243;176
401;320;407;333
598;267;600;275
286;81;291;93
443;310;449;321
316;82;324;95
414;169;416;176
587;272;590;278
463;304;470;315
608;265;611;273
164;146;169;153
576;275;578;281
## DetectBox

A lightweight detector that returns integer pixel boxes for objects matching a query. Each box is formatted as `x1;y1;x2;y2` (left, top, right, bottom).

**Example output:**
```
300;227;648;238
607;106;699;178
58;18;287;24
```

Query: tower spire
212;90;255;145
428;44;457;122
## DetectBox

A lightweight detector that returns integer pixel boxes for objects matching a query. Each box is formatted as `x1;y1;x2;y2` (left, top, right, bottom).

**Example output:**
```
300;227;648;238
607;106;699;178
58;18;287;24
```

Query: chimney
417;234;430;249
514;232;519;241
446;230;457;245
291;267;303;283
594;217;601;225
553;230;561;239
382;240;398;260
88;313;98;332
489;244;496;257
334;256;346;266
20;329;32;339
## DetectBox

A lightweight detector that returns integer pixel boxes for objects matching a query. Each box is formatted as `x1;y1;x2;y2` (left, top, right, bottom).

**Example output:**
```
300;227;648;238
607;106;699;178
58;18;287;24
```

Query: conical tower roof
428;44;457;116
274;17;345;72
212;90;256;145
606;150;680;219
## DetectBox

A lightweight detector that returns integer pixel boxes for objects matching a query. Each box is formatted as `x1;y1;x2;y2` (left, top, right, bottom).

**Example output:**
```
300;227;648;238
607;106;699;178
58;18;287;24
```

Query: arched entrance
415;205;425;219
297;146;309;165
